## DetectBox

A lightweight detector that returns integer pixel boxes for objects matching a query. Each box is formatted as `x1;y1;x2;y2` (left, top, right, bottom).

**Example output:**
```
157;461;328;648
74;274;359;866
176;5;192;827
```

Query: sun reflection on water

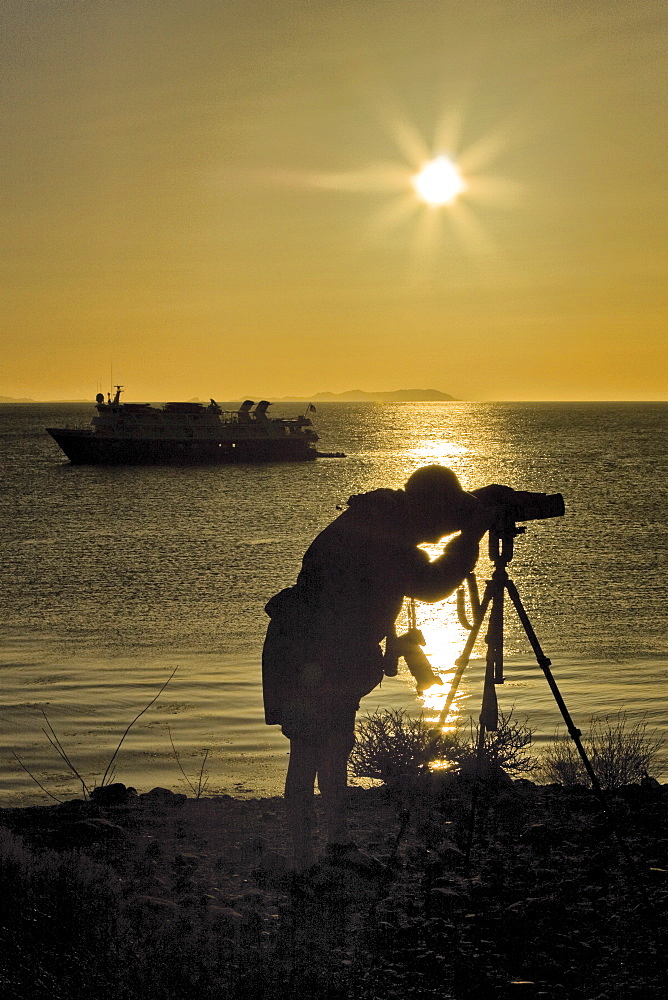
405;440;469;467
397;582;473;733
429;758;454;771
393;438;491;749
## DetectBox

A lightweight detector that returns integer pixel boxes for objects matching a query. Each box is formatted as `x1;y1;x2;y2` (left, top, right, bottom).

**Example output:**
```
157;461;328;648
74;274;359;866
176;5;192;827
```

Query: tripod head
488;517;525;568
439;492;564;730
454;517;533;718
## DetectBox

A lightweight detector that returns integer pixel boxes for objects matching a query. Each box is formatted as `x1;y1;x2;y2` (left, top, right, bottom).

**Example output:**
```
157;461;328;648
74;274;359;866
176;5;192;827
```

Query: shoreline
2;776;668;997
4;644;668;808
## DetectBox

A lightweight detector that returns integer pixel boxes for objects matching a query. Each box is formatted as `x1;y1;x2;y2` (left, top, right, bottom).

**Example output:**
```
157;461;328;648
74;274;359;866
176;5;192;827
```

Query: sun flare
300;108;502;265
412;156;465;206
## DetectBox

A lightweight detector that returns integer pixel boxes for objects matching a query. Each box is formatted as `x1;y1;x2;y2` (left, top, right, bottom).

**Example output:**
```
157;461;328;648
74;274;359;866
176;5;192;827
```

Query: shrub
349;708;455;785
350;707;538;786
457;709;540;777
541;711;666;791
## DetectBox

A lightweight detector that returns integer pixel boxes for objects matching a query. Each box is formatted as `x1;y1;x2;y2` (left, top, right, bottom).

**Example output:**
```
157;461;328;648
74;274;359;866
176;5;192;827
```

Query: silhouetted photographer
262;464;499;872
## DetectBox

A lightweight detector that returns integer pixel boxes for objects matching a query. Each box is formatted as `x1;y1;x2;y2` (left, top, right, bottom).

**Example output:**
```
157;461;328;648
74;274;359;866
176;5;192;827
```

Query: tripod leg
435;582;493;731
503;576;668;958
487;571;505;687
504;579;606;799
480;571;506;729
467;618;504;859
480;652;499;731
465;718;488;863
467;642;507;862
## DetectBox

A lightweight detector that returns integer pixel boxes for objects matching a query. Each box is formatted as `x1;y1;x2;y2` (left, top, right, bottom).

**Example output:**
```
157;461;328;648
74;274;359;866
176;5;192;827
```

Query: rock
616;779;663;806
251;850;290;889
128;895;181;916
139;787;187;806
519;823;562;847
90;783;137;806
53;817;128;850
209;905;244;921
457;758;514;786
497;982;541;997
427;887;461;915
55;798;92;817
247;835;268;853
173;852;201;869
436;838;465;859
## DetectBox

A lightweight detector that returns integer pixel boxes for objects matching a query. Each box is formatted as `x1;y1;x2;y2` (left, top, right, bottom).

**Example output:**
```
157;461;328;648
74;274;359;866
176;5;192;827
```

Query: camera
473;485;565;526
384;627;443;693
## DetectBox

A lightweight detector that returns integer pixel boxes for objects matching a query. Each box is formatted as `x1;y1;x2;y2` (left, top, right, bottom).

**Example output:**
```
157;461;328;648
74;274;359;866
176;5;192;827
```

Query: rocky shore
1;776;667;999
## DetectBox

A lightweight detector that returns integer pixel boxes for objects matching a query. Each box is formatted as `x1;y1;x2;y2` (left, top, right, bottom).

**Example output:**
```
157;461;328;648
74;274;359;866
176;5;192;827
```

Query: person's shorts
262;618;384;743
279;685;360;743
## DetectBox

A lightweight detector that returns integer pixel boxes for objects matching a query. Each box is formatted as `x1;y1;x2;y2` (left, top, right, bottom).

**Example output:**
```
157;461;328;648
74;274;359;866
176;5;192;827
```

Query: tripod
435;517;607;824
421;524;665;957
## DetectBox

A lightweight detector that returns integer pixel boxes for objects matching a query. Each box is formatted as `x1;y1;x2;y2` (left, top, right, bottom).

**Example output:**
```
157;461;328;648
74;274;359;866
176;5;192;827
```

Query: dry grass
350;707;539;787
541;712;666;791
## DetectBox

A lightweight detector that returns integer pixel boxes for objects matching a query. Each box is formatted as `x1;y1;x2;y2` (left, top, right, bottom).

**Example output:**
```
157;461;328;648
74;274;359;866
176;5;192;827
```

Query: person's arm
405;505;492;603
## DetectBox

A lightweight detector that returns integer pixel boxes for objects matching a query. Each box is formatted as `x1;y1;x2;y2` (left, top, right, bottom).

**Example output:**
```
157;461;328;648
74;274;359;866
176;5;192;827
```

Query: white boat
46;387;338;465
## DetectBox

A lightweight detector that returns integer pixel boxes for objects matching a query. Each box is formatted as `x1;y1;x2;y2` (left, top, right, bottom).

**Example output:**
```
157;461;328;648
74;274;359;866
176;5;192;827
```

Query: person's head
404;465;479;541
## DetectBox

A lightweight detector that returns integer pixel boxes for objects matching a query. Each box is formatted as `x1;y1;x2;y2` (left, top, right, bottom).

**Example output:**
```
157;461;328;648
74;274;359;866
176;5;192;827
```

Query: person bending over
262;465;492;870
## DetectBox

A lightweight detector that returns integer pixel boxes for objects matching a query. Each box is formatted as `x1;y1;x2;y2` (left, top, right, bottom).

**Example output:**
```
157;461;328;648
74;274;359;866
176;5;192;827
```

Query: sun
412;156;465;206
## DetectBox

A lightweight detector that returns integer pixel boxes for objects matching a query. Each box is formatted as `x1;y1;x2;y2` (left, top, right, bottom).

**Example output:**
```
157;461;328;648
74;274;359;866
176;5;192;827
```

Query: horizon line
1;396;666;405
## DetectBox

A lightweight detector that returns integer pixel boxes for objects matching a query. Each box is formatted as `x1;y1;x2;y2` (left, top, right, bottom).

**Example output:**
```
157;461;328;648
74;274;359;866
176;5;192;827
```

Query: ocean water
1;400;666;804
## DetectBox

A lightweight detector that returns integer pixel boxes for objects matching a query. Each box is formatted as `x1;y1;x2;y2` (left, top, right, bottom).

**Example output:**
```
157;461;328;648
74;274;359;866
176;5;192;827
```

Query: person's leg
316;725;356;847
284;737;318;869
318;725;386;878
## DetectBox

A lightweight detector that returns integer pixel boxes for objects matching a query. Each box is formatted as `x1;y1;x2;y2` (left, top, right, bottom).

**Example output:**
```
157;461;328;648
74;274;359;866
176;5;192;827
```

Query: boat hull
46;429;317;465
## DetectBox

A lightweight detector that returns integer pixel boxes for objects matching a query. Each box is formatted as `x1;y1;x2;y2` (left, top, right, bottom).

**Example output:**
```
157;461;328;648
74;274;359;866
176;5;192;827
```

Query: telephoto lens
473;484;565;524
394;628;443;693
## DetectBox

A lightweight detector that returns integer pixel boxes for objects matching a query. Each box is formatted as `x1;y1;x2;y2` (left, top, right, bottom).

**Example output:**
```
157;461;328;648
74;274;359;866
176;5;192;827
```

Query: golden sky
2;0;666;401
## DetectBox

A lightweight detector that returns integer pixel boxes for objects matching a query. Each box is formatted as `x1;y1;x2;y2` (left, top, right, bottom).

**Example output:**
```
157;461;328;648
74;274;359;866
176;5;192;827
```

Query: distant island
0;396;94;403
275;388;458;402
0;389;458;404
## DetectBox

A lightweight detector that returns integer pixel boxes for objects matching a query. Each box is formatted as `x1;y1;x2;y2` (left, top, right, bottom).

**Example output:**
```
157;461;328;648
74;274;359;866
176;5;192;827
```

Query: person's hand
459;496;497;540
465;484;519;537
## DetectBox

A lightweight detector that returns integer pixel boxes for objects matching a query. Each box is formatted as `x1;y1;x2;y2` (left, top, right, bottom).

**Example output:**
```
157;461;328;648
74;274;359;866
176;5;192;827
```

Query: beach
2;774;667;999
